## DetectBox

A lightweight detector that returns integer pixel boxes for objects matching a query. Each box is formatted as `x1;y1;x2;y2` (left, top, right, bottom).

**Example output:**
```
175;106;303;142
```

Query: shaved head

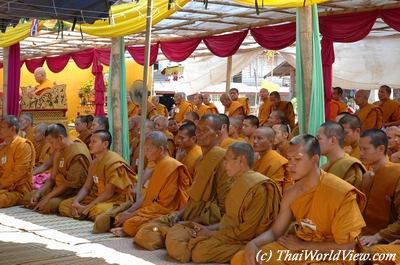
200;114;222;131
257;126;275;141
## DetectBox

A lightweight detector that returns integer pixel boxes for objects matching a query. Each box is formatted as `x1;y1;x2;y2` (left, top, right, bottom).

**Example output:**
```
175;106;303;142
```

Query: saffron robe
356;104;383;131
179;144;202;177
35;142;52;166
375;99;400;125
368;244;400;265
174;101;193;123
346;143;361;160
0;136;35;208
78;128;92;148
219;137;244;150
330;99;348;121
195;104;212;117
321;154;365;189
189;171;281;263
236;97;250;116
231;171;367;265
226;101;245;117
276;141;289;159
35;79;53;95
122;156;190;237
155;103;168;117
205;102;219;114
258;99;272;126
274;101;295;129
128;102;140;118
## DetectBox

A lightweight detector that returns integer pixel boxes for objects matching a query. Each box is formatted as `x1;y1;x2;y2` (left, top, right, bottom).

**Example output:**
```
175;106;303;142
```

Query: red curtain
25;57;46;73
251;22;296;50
204;30;248;57
160;38;201;62
92;56;106;116
46;54;70;73
126;43;159;66
381;8;400;31
7;43;21;115
94;49;111;66
71;49;95;69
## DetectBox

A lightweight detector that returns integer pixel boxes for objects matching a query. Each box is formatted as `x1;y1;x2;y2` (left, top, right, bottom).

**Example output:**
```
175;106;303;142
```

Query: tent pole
290;68;295;99
225;56;232;93
2;47;9;115
136;0;153;198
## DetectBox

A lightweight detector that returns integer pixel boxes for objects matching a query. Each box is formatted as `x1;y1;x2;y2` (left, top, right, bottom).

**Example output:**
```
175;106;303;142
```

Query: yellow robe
274;101;295;129
368;244;400;265
219;137;244;149
155;103;168;117
236;97;250;116
195;104;212;117
330;99;348;121
321;154;365;189
231;171;367;265
35;79;53;95
164;131;176;158
122;156;190;237
35;142;52;166
276;141;289;159
258;99;272;126
356;104;383;131
253;150;291;192
0;136;35;208
189;171;281;263
205;102;219;114
376;99;400;125
128;102;140;118
179;144;202;177
59;151;136;220
347;144;360;160
226;101;245;117
145;99;158;119
174;101;193;123
78;128;92;148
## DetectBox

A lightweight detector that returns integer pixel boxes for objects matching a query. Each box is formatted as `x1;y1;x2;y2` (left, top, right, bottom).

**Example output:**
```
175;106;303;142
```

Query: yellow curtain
0;22;43;48
234;0;328;8
69;0;189;38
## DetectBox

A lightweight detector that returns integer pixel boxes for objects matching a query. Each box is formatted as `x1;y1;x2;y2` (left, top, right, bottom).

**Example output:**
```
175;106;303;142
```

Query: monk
18;113;35;142
91;116;109;133
241;115;259;146
375;85;400;127
183;112;200;125
229;88;250;115
203;94;219;114
229;117;243;140
175;122;202;177
253;127;291;192
75;115;92;148
330;86;348;121
152;95;168;117
232;134;367;265
355;89;383;131
33;67;53;96
134;114;232;262
193;94;212;118
187;142;281;263
85;115;94;130
127;93;140;118
31;123;52;190
359;129;400;248
59;131;136;228
318;121;365;189
110;131;190;237
0;116;35;208
27;124;91;214
219;114;244;149
386;126;400;157
269;91;295;129
266;110;288;128
367;240;400;265
173;92;193;123
130;119;155;173
220;93;244;117
258;88;272;126
154;116;176;157
338;114;362;159
272;124;290;158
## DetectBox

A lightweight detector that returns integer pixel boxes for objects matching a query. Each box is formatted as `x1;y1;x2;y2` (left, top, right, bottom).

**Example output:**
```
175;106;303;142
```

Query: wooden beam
2;47;8;115
110;37;122;155
226;56;233;93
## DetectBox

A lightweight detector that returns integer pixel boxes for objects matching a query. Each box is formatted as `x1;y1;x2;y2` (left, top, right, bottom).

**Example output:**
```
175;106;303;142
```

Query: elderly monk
269;91;295;130
91;116;109;134
258;88;272;126
232;134;367;265
134;114;232;260
175;123;202;177
152;95;168;117
318;121;365;189
338;114;362;159
31;123;52;190
33;67;53;96
154;116;176;157
59;131;136;226
229;117;244;140
127;92;140;118
110;131;190;237
219;114;244;149
193;94;212;118
330;86;348;121
272;124;290;158
188;142;281;263
220;93;244;117
229;88;250;115
375;85;400;127
266;110;288;128
168;118;179;137
203;94;219;114
75;115;92;148
385;126;400;157
28;124;91;214
359;129;400;248
253;127;291;192
173;92;193;123
355;89;383;131
19;113;35;142
241;115;259;146
0;116;35;208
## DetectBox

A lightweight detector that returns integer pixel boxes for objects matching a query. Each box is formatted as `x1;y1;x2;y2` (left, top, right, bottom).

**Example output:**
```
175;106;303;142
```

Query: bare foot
111;227;127;237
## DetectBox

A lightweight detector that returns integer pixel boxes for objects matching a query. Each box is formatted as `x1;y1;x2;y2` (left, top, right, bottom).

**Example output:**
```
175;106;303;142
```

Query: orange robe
345;143;361;160
164;131;176;158
128;102;140;118
195;104;212;117
0;136;35;208
145;99;158;119
274;101;295;129
356;104;383;131
35;79;53;95
78;128;92;148
179;144;202;177
236;97;250;115
205;102;219;114
226;101;245;117
35;142;52;166
368;244;400;265
122;156;190;237
375;99;400;125
174;101;193;123
219;137;244;149
275;141;289;159
155;103;168;117
258;99;272;126
330;99;348;121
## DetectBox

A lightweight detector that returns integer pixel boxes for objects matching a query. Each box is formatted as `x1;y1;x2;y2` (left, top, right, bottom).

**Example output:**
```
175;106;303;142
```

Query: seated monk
193;94;212;118
128;93;140;118
220;93;244;117
75;115;92;148
0;115;35;208
139;98;158;120
18;113;35;143
91;116;109;134
183;112;200;125
229;88;250;115
368;239;400;265
152;95;168;117
269;91;295;130
154;116;176;157
33;67;53;96
188;142;281;263
391;129;400;163
31;123;52;190
330;86;348;121
229;117;244;141
338;114;362;159
134;114;232;261
253;127;291;192
354;90;383;131
358;129;400;249
386;126;400;157
241;115;259;146
59;130;136;230
231;134;367;265
375;85;400;127
258;88;272;126
173;92;193;124
272;124;290;158
110;131;190;237
26;124;91;214
219;114;244;149
203;94;219;114
318;121;365;189
168;118;179;137
265;110;288;128
175;122;202;177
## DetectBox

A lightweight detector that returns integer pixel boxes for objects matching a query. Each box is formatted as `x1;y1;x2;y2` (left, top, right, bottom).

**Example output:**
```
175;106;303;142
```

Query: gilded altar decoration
21;83;67;110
